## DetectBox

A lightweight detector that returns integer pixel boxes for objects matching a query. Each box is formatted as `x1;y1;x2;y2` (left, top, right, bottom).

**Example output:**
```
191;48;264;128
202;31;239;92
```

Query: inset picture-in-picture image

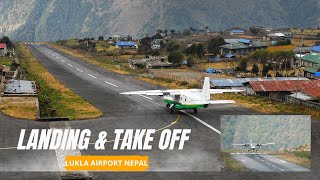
221;115;311;172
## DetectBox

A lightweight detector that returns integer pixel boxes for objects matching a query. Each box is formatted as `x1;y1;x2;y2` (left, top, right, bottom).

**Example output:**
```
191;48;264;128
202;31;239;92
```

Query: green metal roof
302;53;320;64
303;65;320;73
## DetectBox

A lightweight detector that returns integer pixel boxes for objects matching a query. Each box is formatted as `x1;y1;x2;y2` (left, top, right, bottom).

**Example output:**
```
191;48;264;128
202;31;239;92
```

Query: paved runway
0;43;319;179
231;153;310;172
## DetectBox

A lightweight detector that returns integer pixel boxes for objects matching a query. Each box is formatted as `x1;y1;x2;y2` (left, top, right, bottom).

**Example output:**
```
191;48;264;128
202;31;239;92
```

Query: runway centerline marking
138;97;221;134
88;74;97;79
180;110;221;135
67;64;73;67
104;81;119;87
76;68;83;72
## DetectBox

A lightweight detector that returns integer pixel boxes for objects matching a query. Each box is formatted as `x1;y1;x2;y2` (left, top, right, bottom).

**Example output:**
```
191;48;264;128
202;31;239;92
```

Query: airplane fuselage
163;94;208;110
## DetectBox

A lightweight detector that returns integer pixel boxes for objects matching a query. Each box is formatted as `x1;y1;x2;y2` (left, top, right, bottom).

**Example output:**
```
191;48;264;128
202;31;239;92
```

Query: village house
303;65;320;79
151;39;163;50
229;29;245;35
0;43;7;56
220;39;268;56
301;53;320;67
263;33;285;41
129;57;172;70
247;80;320;102
115;41;138;49
310;46;320;53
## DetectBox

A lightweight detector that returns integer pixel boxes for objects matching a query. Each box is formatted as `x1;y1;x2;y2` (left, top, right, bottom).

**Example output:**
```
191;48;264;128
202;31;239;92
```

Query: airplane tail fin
201;77;211;100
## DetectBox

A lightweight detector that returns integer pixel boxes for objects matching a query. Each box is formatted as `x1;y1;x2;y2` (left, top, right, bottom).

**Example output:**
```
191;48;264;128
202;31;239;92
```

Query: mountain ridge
0;0;319;41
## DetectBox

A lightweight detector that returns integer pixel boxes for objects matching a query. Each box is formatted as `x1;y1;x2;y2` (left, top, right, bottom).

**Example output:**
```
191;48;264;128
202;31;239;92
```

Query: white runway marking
104;81;119;87
126;93;220;134
61;60;65;62
279;168;285;171
67;64;73;67
138;94;153;100
88;74;97;79
49;122;89;177
180;110;221;135
0;147;17;150
280;160;286;163
76;68;83;72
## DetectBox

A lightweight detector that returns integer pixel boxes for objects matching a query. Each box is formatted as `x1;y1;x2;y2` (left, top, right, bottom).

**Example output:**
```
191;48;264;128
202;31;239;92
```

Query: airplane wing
120;89;243;96
258;143;275;146
120;90;183;96
232;144;249;147
210;89;244;94
208;100;235;104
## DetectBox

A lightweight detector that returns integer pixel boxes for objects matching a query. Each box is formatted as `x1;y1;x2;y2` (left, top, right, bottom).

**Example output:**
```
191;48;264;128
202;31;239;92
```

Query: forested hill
221;115;311;151
0;0;319;41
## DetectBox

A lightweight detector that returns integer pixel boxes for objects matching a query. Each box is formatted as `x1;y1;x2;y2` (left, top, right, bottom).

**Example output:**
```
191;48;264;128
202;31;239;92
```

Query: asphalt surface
231;153;310;172
0;43;319;179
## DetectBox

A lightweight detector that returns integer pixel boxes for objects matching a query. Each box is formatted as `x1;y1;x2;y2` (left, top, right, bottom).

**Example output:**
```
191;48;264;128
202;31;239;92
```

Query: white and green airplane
120;77;243;113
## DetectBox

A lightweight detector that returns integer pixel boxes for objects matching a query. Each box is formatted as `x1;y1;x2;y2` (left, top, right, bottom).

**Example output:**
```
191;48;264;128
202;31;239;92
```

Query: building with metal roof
303;65;320;79
301;53;320;67
219;40;268;56
310;46;320;53
115;41;138;49
0;43;7;56
248;80;320;100
210;77;309;88
224;38;252;44
4;80;37;94
229;30;245;35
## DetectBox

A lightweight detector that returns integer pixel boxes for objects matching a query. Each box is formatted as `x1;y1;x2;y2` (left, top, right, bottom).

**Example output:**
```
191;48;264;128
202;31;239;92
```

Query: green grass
294;151;311;160
49;42;145;75
212;93;320;120
221;151;248;172
0;56;12;66
17;43;103;120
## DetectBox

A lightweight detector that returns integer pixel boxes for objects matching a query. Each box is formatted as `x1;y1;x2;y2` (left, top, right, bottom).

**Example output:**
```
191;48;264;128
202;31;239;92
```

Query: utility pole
296;36;304;98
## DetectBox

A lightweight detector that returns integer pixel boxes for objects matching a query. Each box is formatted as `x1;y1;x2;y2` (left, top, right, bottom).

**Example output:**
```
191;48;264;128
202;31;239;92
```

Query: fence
285;95;320;109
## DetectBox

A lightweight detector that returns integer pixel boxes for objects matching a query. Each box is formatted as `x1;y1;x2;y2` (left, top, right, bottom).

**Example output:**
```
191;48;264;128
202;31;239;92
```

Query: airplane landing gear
170;108;174;114
193;108;198;114
166;103;170;108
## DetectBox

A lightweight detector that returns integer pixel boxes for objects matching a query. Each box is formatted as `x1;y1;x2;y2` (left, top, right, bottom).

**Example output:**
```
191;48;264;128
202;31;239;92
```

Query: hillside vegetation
0;0;319;41
221;115;311;151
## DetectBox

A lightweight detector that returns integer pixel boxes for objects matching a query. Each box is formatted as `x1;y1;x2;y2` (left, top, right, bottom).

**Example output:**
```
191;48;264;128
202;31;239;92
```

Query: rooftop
0;43;7;49
303;66;320;73
115;41;136;46
210;77;309;87
249;80;320;98
230;30;245;33
301;53;320;64
220;42;248;50
4;80;37;94
310;46;320;53
220;41;268;50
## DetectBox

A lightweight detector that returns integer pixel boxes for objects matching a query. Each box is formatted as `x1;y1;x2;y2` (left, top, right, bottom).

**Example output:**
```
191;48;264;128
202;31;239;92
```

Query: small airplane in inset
232;138;275;152
120;77;243;113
